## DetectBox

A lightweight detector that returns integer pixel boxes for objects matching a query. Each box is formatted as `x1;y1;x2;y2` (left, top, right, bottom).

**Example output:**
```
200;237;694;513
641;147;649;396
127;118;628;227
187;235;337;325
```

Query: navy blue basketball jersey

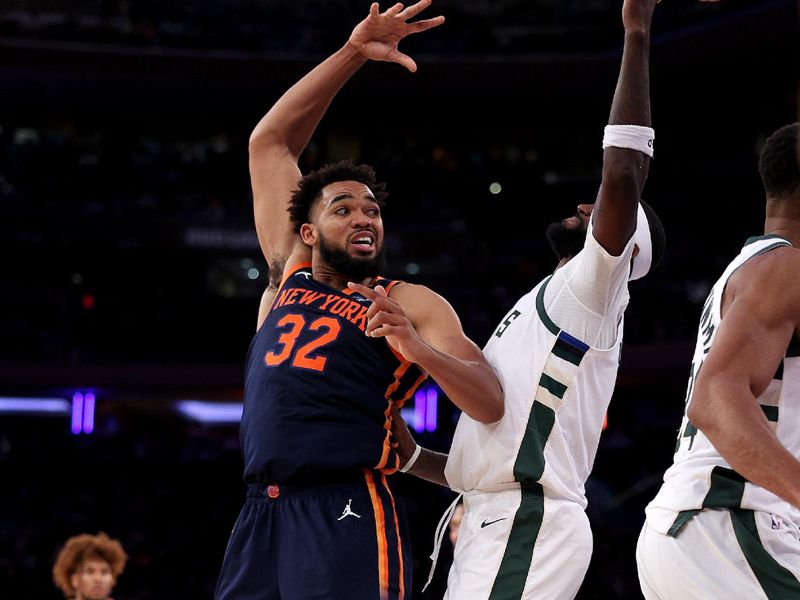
241;263;427;484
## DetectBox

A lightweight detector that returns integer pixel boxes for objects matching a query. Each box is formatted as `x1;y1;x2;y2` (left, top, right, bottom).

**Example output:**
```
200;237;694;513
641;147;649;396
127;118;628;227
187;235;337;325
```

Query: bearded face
318;230;386;281
545;214;589;261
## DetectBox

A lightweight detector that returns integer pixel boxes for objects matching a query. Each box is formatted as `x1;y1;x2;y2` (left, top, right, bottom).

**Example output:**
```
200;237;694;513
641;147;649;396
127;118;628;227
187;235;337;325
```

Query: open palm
348;0;445;72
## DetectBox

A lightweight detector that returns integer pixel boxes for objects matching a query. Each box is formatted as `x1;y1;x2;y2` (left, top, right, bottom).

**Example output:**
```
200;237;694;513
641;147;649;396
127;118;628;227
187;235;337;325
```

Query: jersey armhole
279;261;312;289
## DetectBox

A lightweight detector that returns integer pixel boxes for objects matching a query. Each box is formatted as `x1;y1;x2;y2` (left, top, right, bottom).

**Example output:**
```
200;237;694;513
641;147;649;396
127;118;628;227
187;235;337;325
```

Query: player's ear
300;223;317;247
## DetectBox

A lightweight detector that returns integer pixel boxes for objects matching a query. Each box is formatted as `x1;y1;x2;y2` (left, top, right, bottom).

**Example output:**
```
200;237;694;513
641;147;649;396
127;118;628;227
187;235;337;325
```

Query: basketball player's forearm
693;381;800;508
609;30;651;129
249;44;366;157
407;447;450;488
416;349;503;423
603;31;651;192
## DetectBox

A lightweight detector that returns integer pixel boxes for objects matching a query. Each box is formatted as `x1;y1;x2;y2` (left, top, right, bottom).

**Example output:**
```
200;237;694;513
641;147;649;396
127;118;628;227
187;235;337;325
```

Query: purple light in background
0;397;70;414
425;387;438;432
71;392;84;435
413;389;426;433
83;392;95;434
175;400;243;424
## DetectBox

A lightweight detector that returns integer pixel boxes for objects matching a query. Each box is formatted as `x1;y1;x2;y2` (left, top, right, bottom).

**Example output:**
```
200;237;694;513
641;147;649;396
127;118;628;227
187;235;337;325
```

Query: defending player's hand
390;405;417;464
347;0;445;73
347;282;430;363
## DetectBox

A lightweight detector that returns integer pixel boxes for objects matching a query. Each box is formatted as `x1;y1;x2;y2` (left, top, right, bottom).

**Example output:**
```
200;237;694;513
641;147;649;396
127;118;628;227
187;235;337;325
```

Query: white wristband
602;124;655;157
399;444;422;473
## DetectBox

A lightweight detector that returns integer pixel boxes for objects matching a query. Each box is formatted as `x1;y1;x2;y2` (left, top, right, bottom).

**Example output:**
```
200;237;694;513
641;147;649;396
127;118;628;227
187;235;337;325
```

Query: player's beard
545;219;587;261
318;232;386;281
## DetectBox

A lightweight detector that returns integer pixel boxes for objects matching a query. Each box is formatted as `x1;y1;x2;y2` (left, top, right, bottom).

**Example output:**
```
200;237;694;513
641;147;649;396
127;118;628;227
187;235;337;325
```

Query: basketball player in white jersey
385;0;667;597
637;124;800;599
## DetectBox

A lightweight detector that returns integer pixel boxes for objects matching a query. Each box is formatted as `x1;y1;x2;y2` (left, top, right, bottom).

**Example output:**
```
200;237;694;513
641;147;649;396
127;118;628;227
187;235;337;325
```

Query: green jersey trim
535;275;560;336
702;466;747;508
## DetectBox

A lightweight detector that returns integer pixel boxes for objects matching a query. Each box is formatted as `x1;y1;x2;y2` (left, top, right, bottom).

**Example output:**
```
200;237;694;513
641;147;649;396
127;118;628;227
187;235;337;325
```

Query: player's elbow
686;379;727;435
686;399;711;432
248;128;285;156
472;384;505;424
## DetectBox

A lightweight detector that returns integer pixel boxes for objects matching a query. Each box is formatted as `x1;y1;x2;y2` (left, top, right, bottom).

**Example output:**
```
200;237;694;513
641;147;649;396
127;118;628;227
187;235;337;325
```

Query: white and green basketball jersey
646;235;800;534
445;274;624;507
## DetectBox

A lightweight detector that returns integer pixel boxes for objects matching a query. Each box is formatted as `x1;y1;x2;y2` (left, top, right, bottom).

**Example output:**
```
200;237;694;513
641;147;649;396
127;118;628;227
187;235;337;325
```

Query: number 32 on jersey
264;313;341;373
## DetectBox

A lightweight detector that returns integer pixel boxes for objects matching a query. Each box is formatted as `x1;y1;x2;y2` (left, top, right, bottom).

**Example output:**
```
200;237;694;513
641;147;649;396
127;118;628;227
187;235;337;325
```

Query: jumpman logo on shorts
338;499;362;520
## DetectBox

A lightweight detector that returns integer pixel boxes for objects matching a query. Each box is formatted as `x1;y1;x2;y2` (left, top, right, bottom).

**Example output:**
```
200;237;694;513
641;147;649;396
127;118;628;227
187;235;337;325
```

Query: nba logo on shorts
770;514;783;530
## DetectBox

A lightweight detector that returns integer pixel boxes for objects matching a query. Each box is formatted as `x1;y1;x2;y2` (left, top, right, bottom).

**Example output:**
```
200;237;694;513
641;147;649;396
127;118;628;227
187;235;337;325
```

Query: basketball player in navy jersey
214;3;503;599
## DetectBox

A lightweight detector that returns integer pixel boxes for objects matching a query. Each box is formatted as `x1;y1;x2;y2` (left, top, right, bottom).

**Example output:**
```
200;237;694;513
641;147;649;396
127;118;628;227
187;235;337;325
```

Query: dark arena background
1;0;798;598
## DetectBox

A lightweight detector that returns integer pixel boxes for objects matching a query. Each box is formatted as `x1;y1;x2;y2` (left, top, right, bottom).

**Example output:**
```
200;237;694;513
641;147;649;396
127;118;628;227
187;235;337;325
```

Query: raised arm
350;282;504;423
592;0;656;256
687;250;800;508
249;1;445;318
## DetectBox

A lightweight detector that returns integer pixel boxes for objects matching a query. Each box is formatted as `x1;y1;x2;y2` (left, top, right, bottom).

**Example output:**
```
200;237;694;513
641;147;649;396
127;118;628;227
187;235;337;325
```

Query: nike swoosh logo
480;518;508;528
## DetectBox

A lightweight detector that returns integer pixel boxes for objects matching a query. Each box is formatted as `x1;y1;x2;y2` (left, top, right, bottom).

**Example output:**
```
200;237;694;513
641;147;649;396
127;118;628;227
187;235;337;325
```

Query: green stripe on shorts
730;509;800;599
488;483;545;600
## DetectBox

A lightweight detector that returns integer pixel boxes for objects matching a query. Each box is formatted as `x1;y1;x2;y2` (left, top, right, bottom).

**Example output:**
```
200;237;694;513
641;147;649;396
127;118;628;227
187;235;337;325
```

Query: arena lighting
176;400;243;424
425;387;438;433
71;391;96;435
0;397;70;414
411;385;439;433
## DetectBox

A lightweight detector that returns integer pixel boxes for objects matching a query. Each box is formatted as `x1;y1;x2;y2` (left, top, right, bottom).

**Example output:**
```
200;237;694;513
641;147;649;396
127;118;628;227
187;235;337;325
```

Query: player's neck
311;258;373;291
763;212;800;248
555;256;572;270
764;198;800;248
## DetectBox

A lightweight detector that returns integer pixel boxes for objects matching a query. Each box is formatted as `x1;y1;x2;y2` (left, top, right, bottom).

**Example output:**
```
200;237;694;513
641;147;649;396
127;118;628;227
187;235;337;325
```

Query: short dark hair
641;200;666;272
758;123;800;200
288;160;388;233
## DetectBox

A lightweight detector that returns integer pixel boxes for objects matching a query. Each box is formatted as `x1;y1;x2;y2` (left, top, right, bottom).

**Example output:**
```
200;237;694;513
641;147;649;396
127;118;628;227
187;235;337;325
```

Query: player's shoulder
388;281;436;303
388;282;456;321
740;243;800;283
733;244;800;310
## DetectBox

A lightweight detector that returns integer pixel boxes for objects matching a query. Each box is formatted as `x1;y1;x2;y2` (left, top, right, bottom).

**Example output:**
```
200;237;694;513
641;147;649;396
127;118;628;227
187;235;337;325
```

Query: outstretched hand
348;0;445;72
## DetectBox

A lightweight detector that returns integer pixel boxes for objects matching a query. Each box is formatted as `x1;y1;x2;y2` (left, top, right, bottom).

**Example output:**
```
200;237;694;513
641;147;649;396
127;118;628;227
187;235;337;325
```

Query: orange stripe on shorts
364;470;389;600
380;473;405;600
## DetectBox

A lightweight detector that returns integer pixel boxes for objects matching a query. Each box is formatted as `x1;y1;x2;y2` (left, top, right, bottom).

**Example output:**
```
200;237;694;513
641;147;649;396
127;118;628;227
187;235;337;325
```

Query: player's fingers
397;0;431;20
367;311;403;334
386;49;417;72
369;324;401;338
407;14;445;33
370;3;380;16
365;302;383;321
348;281;376;299
374;284;388;297
385;2;404;16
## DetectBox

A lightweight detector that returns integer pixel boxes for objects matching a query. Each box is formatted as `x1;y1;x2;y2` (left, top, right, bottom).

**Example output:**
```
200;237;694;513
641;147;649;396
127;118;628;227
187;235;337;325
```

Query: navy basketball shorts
214;470;412;600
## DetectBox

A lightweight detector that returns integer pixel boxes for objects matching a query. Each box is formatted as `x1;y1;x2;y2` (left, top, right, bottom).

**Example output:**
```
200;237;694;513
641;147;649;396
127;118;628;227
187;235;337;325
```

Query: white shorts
636;509;800;599
444;483;592;600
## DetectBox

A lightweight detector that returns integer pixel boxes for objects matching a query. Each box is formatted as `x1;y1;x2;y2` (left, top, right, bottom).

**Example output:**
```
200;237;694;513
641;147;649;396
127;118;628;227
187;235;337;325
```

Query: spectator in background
448;501;465;547
52;532;127;600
